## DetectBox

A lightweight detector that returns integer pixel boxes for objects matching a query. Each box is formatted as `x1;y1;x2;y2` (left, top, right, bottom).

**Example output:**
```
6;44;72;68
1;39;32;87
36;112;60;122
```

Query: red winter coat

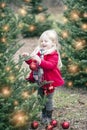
25;51;64;94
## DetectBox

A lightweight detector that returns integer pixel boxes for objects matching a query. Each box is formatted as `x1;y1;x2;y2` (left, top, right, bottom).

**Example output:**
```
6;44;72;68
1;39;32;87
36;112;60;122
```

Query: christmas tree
14;0;53;37
0;1;45;130
58;0;87;88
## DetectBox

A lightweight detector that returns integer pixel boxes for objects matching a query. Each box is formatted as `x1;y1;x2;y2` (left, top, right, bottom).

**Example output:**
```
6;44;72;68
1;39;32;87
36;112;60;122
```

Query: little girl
23;30;64;124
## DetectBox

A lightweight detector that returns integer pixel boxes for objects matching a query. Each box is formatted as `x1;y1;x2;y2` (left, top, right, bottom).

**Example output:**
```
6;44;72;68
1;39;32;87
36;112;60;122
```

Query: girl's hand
32;55;41;64
22;52;29;57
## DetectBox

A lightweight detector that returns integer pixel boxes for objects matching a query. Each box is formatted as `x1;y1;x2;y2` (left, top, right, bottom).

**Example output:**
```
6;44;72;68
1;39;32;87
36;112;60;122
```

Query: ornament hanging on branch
31;121;39;129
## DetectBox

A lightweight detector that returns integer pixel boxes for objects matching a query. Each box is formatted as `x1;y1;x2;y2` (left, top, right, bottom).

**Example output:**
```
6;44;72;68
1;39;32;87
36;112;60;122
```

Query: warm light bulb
68;64;79;74
83;13;87;18
1;86;11;97
3;25;9;32
81;23;87;31
19;8;27;16
63;17;68;23
67;81;73;87
38;6;43;11
22;91;29;99
18;23;24;29
0;2;6;8
70;10;79;20
74;39;86;50
24;0;31;2
1;37;6;43
38;15;45;22
64;6;68;10
5;66;11;71
14;100;19;106
8;75;15;83
29;25;36;32
11;110;28;127
62;31;69;38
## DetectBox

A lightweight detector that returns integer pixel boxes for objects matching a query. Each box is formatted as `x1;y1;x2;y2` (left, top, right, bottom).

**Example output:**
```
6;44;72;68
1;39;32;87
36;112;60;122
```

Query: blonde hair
39;30;62;68
39;30;61;49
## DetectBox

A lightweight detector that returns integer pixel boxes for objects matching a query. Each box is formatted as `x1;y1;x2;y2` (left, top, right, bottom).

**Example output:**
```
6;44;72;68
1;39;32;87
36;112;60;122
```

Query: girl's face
40;35;53;50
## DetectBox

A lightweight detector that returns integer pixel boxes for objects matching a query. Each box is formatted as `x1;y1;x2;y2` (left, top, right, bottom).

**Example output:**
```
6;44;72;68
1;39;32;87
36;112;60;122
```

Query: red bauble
46;124;53;130
31;121;39;129
29;62;37;71
61;121;70;129
50;119;57;127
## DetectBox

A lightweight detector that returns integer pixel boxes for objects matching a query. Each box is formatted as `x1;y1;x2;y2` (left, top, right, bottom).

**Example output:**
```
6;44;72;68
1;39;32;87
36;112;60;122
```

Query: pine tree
13;0;53;37
58;0;87;88
0;1;45;130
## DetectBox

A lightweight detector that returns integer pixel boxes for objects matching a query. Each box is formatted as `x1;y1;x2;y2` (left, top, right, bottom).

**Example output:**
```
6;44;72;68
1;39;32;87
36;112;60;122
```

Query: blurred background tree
58;0;87;89
0;1;45;130
10;0;53;37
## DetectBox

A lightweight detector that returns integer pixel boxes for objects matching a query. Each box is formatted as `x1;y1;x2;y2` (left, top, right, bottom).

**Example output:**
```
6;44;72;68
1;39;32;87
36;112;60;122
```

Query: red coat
25;51;64;94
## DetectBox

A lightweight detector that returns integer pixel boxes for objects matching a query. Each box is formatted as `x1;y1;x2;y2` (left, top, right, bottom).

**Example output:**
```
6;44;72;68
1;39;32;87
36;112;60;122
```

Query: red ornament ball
31;121;39;129
46;124;53;130
29;62;37;71
50;119;57;127
61;121;70;129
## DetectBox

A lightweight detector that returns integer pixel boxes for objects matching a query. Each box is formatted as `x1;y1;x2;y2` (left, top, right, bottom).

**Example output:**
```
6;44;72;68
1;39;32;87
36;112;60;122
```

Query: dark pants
38;87;54;111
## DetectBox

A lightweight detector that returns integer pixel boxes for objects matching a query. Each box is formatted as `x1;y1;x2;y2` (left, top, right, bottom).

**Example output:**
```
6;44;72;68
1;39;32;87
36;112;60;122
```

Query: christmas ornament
61;121;70;129
31;121;39;129
50;119;57;127
46;124;53;130
29;62;37;71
